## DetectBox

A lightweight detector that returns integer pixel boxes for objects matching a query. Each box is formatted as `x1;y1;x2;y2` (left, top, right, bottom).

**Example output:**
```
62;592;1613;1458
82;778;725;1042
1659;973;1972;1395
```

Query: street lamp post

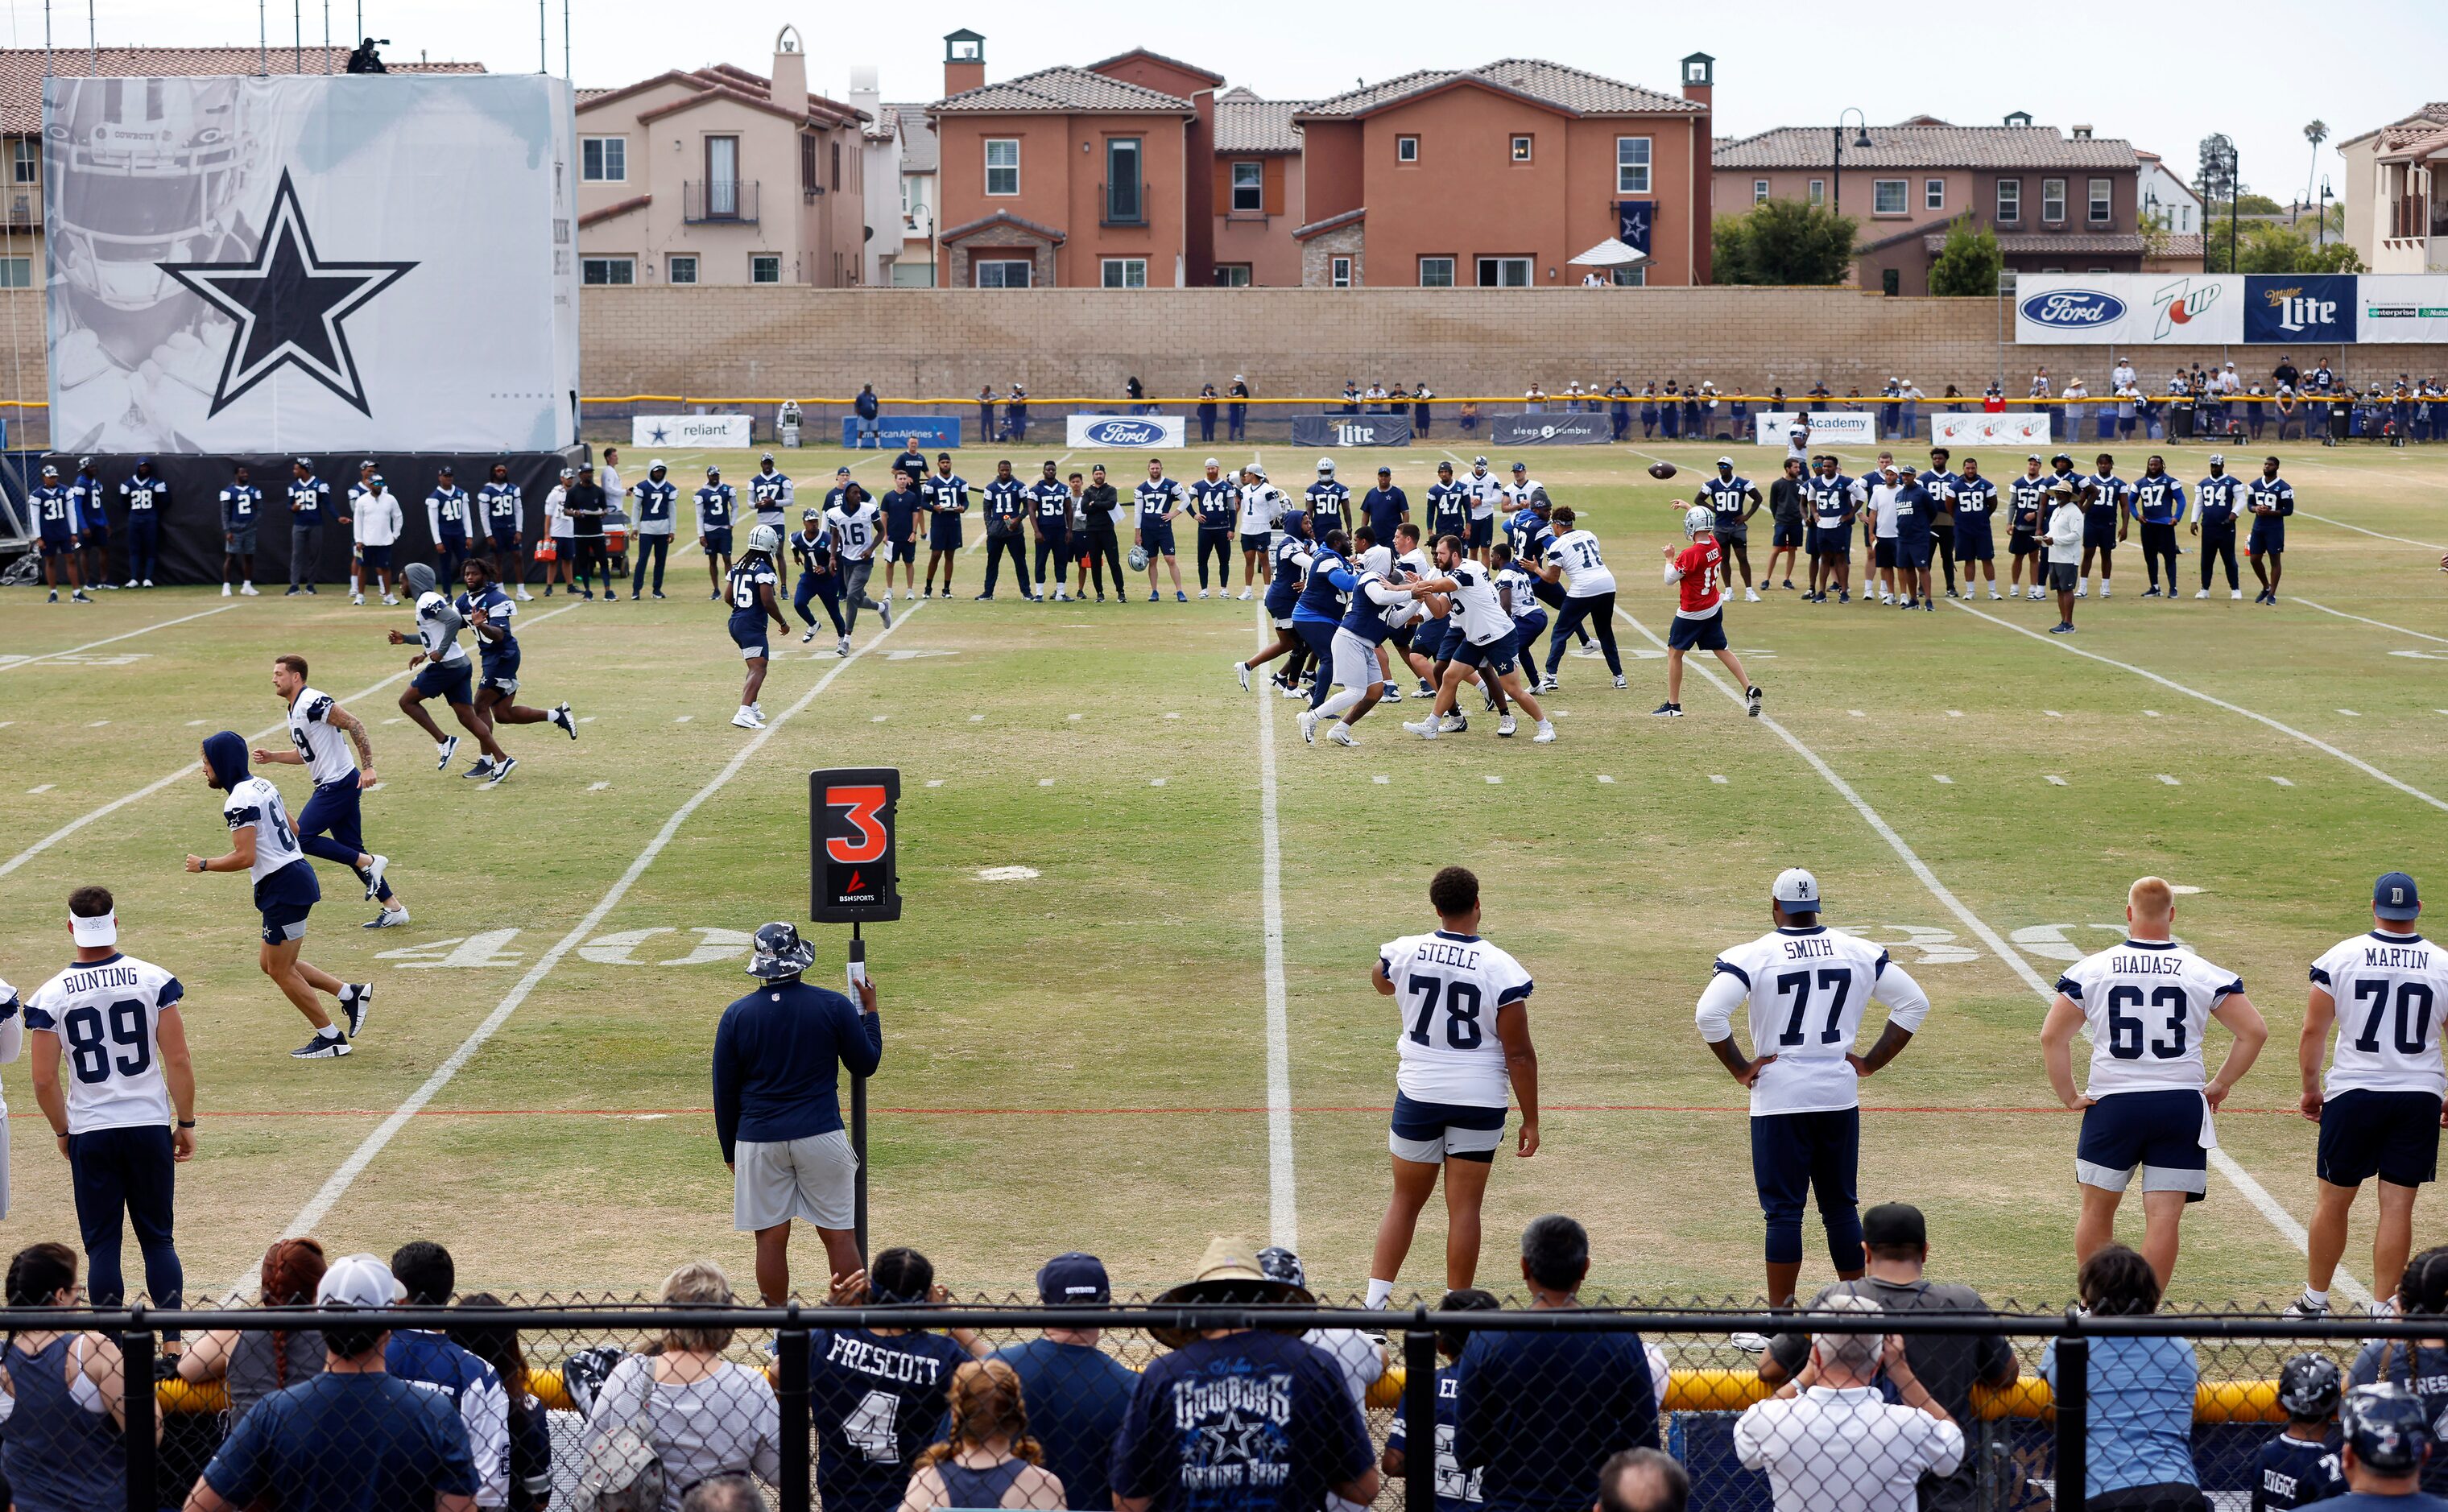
1832;108;1871;218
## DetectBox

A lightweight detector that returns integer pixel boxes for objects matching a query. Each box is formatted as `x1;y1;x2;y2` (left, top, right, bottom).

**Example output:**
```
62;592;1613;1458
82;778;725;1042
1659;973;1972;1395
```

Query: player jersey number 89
64;999;153;1085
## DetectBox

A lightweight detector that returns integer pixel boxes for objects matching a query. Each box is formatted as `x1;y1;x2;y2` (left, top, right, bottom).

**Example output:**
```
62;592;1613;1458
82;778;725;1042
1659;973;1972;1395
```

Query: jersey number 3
1406;977;1483;1050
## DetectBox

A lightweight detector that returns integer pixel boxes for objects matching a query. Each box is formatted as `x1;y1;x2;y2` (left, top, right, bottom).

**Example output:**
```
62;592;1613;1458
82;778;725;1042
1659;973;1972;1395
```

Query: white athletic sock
1317;686;1367;721
316;1023;342;1040
2302;1287;2330;1307
1365;1278;1396;1308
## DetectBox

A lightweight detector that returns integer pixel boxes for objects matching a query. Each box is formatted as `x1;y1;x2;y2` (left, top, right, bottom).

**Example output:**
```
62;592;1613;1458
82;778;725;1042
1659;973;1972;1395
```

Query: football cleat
341;983;372;1038
434;736;460;770
363;907;410;929
550;704;578;738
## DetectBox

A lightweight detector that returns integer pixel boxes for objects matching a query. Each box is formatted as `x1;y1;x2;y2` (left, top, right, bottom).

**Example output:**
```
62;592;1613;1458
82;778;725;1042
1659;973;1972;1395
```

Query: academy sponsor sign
1753;411;1875;446
1065;414;1186;448
44;72;579;454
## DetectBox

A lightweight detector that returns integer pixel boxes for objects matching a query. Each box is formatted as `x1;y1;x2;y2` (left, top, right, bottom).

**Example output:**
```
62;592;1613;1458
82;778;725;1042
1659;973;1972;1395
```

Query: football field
3;437;2445;1309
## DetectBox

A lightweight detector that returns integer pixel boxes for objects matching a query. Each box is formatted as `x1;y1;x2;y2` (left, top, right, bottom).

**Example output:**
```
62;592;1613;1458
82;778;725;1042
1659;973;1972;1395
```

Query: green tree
1711;199;1856;285
2207;222;2367;274
1925;220;2003;296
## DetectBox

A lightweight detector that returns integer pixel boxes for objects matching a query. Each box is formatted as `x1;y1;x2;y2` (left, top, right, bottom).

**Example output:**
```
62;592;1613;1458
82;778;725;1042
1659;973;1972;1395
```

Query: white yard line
2297;511;2448;553
0;605;581;883
251;600;926;1280
1612;603;2373;1304
1946;599;2448;815
2289;598;2448;647
1251;604;1298;1250
0;604;234;671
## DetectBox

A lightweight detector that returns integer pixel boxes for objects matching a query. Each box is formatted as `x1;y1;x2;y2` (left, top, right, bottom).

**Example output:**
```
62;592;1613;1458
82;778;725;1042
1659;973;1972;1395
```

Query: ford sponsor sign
2020;288;2126;329
1065;414;1186;448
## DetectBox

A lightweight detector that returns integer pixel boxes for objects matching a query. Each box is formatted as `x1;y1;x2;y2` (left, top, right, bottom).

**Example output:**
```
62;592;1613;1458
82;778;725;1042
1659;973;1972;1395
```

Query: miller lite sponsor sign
2243;275;2355;344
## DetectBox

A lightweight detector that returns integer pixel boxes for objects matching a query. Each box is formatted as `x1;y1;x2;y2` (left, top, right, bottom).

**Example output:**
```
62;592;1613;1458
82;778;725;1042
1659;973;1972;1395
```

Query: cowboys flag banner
43;72;579;453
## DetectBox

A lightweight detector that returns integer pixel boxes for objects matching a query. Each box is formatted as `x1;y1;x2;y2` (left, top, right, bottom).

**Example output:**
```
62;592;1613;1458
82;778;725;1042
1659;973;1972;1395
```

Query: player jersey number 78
1379;930;1532;1108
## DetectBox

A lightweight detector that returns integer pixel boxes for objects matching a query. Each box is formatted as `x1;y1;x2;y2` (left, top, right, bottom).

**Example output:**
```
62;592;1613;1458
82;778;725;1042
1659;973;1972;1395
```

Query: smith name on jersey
1698;926;1932;1116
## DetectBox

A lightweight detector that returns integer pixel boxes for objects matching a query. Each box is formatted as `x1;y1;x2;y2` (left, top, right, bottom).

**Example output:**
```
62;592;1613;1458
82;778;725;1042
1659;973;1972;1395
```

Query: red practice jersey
1674;539;1723;616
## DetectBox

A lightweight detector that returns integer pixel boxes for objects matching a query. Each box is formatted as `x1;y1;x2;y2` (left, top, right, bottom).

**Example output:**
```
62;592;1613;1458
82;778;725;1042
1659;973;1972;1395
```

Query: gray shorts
2048;561;2078;592
734;1129;857;1230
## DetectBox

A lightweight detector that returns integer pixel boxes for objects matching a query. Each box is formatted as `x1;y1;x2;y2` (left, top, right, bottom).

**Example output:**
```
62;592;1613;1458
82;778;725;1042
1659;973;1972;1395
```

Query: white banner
1931;412;2053;447
634;414;751;448
1753;411;1875;446
2359;276;2448;342
1065;414;1186;448
2014;273;2244;345
44;72;578;454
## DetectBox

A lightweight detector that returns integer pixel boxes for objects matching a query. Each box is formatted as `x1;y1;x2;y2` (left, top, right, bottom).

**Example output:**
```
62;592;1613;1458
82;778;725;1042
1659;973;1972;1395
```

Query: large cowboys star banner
43;72;579;454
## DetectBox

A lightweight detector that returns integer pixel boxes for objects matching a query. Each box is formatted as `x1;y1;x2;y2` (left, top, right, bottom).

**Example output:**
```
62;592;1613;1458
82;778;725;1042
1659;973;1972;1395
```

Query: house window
705;136;740;217
1871;179;1907;216
667;254;697;285
581;255;635;285
2041;178;2066;222
1881;268;1900;296
1753;179;1770;204
1230;161;1263;213
1996;178;2021;221
1808;179;1825;206
1101;257;1148;288
1612;266;1645;287
581;136;626;183
1330;256;1353;287
1419;256;1455;287
1215;263;1252;287
750;254;780;284
976;258;1032;288
1106;138;1143;224
832;141;843;193
1615;136;1651;193
801;135;819;195
2088;177;2111;223
0;256;31;287
985;138;1019;196
1396;135;1419;163
11;139;34;184
1475;256;1531;287
1925;178;1945;210
1510;135;1533;163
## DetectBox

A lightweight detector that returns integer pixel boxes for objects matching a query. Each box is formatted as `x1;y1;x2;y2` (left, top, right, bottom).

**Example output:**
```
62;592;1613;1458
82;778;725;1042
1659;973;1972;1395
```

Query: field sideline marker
1251;605;1298;1250
0;604;234;671
250;600;928;1287
2290;597;2448;647
1949;600;2448;816
1611;604;2373;1306
0;604;581;883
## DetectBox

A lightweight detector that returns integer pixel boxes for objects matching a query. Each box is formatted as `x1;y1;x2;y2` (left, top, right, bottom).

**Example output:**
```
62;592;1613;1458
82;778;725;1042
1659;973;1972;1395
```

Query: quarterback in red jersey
1658;506;1763;719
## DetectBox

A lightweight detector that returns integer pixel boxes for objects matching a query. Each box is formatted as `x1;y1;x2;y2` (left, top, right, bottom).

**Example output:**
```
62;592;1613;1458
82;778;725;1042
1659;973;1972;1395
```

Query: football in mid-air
1647;461;1677;480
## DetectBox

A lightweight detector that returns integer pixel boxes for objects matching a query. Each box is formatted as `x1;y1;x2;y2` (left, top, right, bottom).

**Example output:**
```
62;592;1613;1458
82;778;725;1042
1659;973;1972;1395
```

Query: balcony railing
0;189;39;229
684;180;759;225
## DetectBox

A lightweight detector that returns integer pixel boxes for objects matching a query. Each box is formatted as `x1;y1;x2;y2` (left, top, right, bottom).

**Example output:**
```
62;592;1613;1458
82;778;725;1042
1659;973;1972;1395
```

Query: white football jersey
1465;473;1504;520
223;775;308;885
24;953;182;1133
2057;939;2244;1097
2312;930;2448;1097
1445;560;1511;645
416;590;468;664
283;686;355;786
1379;930;1533;1107
1544;529;1617;597
1237;483;1284;535
826;502;882;561
1700;926;1931;1116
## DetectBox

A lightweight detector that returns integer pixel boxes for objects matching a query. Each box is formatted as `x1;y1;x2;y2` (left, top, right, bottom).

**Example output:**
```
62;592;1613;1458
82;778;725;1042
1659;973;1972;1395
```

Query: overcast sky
20;0;2440;207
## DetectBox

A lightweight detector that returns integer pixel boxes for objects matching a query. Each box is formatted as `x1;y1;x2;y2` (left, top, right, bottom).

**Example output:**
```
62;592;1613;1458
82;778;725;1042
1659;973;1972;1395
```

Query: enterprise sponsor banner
1753;411;1875;446
1931;412;2053;447
2357;275;2448;343
1065;413;1185;448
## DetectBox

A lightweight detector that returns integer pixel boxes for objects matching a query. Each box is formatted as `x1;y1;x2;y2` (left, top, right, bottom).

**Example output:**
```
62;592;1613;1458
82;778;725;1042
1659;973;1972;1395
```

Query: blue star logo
647;423;670;444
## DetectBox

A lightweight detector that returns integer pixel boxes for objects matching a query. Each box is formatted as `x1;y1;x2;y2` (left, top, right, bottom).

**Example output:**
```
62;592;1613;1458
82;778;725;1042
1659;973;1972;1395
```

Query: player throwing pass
1367;866;1538;1303
187;733;369;1058
2040;876;2268;1289
1695;868;1931;1312
2290;872;2448;1318
1656;506;1762;720
254;654;409;930
727;525;791;729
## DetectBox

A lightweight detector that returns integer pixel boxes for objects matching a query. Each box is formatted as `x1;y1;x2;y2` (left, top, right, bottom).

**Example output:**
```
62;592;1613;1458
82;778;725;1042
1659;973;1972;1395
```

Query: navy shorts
1240;531;1269;552
411;658;473;706
1873;539;1900;568
2083;514;2119;550
929;514;963;551
2048;561;2078;592
1956;527;1996;563
1416;618;1454;663
39;535;72;556
2249;522;2285;556
1467;516;1494;550
1139;520;1176;556
729;613;769;661
2076;1089;2210;1198
358;543;393;571
1772;520;1803;549
2318;1089;2443;1188
479;648;521;694
1511;609;1549;663
1390;1091;1506;1163
701;527;734;557
1751;1107;1859;1221
83;522;108;544
1449;634;1516;677
1896;535;1932;569
2010;531;2041;556
1667;609;1728;651
254;858;320;944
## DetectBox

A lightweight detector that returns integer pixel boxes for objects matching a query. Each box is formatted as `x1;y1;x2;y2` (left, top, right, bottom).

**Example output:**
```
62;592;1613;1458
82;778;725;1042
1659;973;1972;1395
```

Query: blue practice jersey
2128;475;2186;525
2248;476;2296;520
1294;546;1349;622
2197;474;2245;527
2250;1431;2345;1511
695;484;734;531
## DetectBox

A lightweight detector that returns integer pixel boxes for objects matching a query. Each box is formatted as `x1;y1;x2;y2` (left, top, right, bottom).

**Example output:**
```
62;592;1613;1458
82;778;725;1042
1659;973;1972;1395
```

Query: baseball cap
1204;456;1220;469
1717;455;1735;467
835;465;852;477
1377;465;1391;476
316;1253;401;1309
1772;868;1822;910
2026;453;2041;463
1861;1202;1927;1248
1511;462;1527;473
2345;1384;2431;1473
1036;1251;1111;1303
2376;872;2422;923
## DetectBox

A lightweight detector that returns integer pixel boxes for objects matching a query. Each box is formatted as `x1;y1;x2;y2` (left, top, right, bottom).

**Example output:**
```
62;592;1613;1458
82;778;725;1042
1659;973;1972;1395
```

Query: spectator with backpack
578;1261;781;1512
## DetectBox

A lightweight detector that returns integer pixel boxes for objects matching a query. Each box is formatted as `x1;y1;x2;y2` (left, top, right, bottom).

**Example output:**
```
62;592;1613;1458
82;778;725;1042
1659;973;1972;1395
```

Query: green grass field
3;436;2445;1310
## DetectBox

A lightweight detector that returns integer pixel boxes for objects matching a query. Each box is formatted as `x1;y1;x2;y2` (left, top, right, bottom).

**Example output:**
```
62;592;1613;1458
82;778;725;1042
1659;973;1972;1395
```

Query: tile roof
578;193;651;229
1715;122;2138;170
2340;103;2448;151
581;64;866;130
2152;233;2205;259
1296;59;1700;121
1216;94;1303;153
1921;230;2151;254
932;64;1193;115
883;103;938;173
1292;206;1366;240
1084;48;1224;86
0;46;482;134
697;61;866;126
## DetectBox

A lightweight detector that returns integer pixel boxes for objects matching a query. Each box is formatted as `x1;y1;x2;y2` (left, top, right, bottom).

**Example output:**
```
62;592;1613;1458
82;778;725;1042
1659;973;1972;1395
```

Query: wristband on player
177;1119;197;1129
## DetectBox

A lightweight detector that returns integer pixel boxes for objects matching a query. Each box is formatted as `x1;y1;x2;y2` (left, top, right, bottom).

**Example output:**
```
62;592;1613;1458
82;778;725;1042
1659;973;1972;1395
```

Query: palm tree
2303;120;2329;217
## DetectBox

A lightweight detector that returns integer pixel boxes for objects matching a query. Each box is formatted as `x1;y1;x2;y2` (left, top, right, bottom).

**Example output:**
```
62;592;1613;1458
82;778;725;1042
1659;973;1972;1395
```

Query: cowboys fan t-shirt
806;1326;969;1512
1114;1330;1373;1512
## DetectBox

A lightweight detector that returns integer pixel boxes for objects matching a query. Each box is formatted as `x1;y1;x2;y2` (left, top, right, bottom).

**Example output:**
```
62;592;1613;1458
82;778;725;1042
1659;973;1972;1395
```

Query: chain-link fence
4;1296;2441;1511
